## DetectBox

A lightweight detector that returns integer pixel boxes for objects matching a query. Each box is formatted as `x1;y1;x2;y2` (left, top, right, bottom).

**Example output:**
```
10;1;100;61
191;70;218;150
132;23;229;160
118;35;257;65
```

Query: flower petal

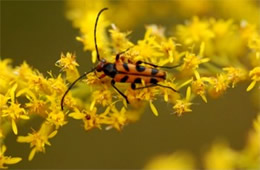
12;119;18;135
28;148;36;161
246;80;256;91
4;157;22;165
150;101;158;116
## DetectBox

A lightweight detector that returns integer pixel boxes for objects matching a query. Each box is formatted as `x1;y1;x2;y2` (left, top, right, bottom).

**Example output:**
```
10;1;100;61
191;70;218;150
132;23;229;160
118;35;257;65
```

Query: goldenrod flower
176;17;214;45
204;142;239;169
247;67;260;91
25;92;48;116
103;105;127;131
158;37;181;64
0;59;15;93
180;42;209;77
56;52;79;82
69;107;102;131
223;67;247;88
91;88;113;107
208;74;229;98
17;122;57;161
0;145;22;169
173;86;192;116
192;71;210;102
109;24;133;53
1;84;29;135
210;19;234;38
2;0;260;167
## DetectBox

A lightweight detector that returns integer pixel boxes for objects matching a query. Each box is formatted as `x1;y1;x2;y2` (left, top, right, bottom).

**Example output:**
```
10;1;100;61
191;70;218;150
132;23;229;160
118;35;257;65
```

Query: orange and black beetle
61;8;179;110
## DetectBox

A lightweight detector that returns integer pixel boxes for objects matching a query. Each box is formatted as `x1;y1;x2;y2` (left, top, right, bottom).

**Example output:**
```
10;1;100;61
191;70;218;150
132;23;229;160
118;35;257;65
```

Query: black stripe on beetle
123;63;129;72
134;78;142;83
136;65;146;72
120;75;129;82
151;68;159;76
150;78;158;84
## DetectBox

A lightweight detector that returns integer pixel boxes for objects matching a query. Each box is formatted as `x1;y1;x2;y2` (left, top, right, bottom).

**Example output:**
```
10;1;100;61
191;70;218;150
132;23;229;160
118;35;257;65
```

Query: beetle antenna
61;68;95;110
94;7;108;61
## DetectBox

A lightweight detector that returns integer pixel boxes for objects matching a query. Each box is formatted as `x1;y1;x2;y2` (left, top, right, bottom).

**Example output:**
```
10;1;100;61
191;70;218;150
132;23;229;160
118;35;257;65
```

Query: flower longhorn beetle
61;8;180;110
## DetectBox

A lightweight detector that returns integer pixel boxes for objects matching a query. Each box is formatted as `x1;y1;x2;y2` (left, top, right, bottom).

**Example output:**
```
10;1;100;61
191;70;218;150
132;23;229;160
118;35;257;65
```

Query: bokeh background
1;0;259;168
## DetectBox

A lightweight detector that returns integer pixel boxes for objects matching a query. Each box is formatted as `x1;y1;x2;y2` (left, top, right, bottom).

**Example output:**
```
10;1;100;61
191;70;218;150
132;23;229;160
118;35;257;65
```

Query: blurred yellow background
1;0;259;168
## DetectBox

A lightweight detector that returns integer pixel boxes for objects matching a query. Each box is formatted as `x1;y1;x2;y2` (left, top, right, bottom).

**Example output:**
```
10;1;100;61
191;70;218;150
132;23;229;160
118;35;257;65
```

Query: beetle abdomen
114;73;165;84
116;63;166;78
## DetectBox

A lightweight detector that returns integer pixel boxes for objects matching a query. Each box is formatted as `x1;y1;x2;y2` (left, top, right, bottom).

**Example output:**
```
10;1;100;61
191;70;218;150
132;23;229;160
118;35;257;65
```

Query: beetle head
96;58;107;72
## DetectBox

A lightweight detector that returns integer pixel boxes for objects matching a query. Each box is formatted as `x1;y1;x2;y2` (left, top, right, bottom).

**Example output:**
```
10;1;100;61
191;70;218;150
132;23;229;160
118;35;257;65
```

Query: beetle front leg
111;79;129;103
115;47;133;62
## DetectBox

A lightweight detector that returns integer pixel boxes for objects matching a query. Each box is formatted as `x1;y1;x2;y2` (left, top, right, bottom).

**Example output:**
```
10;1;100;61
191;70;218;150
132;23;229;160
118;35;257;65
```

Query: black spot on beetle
123;63;129;72
134;78;142;83
120;76;129;82
150;78;158;84
151;68;159;76
136;65;146;72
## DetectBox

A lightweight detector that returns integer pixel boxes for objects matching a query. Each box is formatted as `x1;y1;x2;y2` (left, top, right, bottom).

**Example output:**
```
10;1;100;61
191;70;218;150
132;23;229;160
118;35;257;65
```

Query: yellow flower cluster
1;0;259;168
0;54;143;166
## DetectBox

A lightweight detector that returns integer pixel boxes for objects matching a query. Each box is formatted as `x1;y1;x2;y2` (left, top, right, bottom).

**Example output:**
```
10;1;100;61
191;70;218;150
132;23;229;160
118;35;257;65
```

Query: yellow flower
192;71;211;103
247;67;260;91
248;33;260;59
0;145;22;169
56;52;79;82
145;25;166;42
173;86;192;116
134;28;164;62
176;16;215;45
157;37;181;64
1;84;29;135
180;42;209;76
17;122;57;161
239;114;260;168
56;52;79;71
210;19;234;38
46;109;67;129
208;74;229;98
69;107;103;131
103;105;127;131
91;88;113;107
109;24;133;53
74;8;110;63
204;142;238;169
223;67;247;88
160;80;179;103
0;59;15;93
28;73;51;95
47;73;68;95
85;72;104;85
125;85;157;104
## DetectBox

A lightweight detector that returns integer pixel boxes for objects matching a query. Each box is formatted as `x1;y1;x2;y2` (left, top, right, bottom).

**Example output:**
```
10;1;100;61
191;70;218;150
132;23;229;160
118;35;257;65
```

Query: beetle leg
98;73;106;79
133;83;178;93
136;61;182;69
111;79;129;103
131;83;136;90
155;84;178;93
133;84;157;90
116;47;133;62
